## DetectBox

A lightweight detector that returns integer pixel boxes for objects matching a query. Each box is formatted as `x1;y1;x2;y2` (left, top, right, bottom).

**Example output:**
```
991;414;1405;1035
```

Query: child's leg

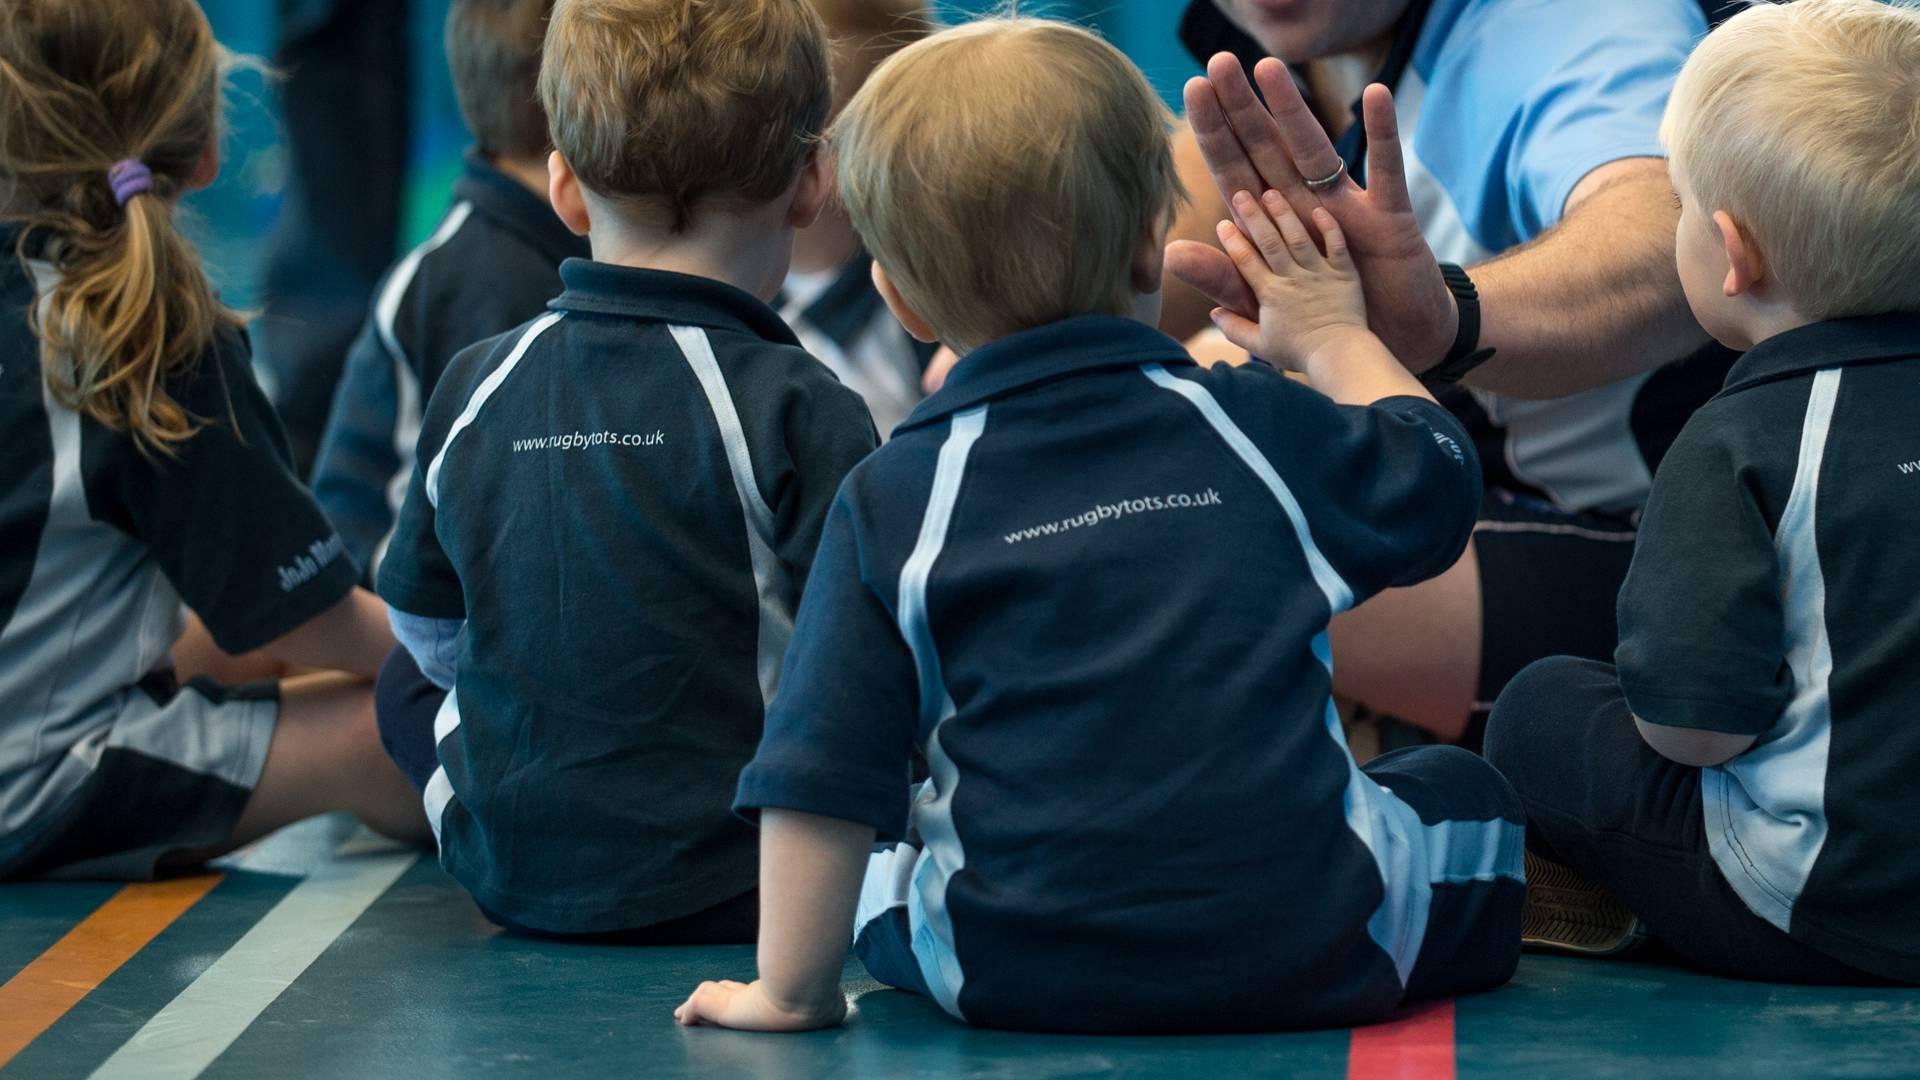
1485;657;1878;984
1360;744;1527;1002
851;841;935;997
169;671;431;866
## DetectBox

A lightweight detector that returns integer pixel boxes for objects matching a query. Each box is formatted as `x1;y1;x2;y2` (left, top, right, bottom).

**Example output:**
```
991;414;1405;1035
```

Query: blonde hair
832;18;1184;354
0;0;239;456
1662;0;1920;320
538;0;832;234
447;0;556;162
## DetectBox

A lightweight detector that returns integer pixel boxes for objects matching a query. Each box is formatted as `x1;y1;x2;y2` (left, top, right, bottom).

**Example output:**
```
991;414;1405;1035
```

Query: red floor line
1347;999;1456;1080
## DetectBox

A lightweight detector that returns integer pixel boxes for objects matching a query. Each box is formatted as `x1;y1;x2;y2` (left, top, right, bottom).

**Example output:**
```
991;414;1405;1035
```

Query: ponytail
0;0;239;456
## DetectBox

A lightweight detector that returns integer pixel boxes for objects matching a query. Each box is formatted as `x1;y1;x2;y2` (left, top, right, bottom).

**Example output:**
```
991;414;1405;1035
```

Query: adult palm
1168;53;1457;371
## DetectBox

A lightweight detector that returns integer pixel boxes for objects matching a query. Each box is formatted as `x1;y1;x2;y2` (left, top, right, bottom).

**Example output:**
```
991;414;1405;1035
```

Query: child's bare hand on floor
675;978;847;1032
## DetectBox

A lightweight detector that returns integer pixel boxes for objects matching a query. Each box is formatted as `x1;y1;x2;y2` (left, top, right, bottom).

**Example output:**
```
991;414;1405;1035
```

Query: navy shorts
2;674;277;881
853;747;1525;1029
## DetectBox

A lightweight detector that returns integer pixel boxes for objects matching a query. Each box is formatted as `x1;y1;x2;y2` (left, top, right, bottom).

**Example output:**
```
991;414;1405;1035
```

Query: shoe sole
1521;851;1649;957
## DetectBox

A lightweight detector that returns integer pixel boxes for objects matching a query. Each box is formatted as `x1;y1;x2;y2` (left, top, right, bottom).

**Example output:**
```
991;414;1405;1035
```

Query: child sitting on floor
778;0;938;438
376;0;878;943
0;0;424;880
676;17;1523;1034
1485;0;1920;984
312;0;587;578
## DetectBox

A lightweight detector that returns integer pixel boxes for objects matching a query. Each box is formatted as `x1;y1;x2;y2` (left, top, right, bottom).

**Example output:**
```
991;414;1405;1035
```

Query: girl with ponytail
0;0;426;879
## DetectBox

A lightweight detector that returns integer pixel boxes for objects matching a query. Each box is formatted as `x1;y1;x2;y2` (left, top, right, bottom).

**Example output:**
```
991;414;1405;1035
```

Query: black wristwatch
1420;263;1497;385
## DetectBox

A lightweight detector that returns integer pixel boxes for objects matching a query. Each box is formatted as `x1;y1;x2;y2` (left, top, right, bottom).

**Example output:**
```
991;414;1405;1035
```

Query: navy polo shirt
312;152;589;576
737;316;1484;1029
378;260;878;933
1617;313;1920;983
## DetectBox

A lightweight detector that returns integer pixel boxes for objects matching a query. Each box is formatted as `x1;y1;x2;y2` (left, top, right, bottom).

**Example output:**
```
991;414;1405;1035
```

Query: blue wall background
189;1;1200;308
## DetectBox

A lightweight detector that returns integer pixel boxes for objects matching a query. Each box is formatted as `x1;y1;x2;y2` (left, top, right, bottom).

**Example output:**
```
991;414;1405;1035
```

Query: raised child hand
674;978;848;1032
1208;191;1371;373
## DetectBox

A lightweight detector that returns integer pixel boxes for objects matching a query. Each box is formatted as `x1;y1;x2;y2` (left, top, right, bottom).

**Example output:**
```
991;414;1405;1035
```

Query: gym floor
2;818;1914;1078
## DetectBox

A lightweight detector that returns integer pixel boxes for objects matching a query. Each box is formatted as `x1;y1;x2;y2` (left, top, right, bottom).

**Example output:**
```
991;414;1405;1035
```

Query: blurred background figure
253;0;412;475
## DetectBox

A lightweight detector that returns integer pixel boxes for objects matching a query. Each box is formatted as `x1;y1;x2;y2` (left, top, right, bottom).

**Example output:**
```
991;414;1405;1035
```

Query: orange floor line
0;874;222;1068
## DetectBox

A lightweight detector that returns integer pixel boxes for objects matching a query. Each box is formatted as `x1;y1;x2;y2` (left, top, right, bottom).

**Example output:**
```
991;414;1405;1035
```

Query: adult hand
1167;54;1458;372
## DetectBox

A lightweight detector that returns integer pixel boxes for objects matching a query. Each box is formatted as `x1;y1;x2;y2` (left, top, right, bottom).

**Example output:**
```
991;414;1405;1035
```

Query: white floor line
89;841;417;1080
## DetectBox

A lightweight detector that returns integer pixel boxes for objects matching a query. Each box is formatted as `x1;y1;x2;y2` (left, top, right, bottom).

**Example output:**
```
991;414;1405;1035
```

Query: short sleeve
311;315;405;577
96;328;357;654
1210;365;1482;605
771;379;878;592
1298;394;1482;603
1616;423;1790;735
735;492;919;840
1416;0;1703;247
376;451;464;620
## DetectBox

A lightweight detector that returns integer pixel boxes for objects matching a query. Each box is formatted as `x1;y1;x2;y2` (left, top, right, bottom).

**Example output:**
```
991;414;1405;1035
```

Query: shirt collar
452;151;589;268
1718;312;1920;397
548;259;801;346
898;316;1194;432
1178;0;1435;176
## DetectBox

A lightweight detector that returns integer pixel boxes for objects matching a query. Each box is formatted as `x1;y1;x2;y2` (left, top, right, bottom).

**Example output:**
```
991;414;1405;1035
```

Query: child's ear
186;139;220;194
871;262;938;344
549;151;591;236
1715;210;1766;299
786;146;832;230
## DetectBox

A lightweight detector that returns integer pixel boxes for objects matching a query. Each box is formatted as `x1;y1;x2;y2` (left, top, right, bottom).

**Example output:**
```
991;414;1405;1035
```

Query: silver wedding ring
1303;160;1348;192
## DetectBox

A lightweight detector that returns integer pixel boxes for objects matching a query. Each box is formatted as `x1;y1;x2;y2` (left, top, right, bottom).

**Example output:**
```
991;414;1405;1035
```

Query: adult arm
1167;56;1706;398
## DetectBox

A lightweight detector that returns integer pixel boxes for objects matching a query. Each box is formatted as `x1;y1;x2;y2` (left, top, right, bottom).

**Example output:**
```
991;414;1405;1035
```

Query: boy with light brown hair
780;0;939;437
376;0;878;942
1486;0;1920;983
678;17;1522;1033
313;0;586;577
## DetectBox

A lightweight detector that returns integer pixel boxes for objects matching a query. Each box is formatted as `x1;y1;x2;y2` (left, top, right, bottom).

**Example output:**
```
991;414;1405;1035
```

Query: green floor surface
3;822;1916;1079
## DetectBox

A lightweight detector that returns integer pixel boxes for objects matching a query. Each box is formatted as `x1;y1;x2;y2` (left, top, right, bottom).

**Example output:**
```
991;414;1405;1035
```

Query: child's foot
1521;851;1648;957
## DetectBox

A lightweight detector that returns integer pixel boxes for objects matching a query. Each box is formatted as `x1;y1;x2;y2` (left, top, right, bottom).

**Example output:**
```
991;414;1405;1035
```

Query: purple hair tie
108;160;153;206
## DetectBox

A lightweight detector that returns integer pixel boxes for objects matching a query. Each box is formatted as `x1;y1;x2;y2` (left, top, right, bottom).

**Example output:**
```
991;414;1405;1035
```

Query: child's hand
674;979;847;1032
1209;191;1373;373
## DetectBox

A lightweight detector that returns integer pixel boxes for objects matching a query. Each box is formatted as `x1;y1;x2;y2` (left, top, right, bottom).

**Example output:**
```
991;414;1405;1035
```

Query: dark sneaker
1521;851;1649;957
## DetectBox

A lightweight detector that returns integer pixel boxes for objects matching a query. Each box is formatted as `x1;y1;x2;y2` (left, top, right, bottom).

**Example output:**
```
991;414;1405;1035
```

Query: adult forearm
1466;167;1707;399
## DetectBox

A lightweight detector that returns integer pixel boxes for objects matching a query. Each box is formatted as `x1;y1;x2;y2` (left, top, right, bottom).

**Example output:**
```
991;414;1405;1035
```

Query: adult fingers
1313;208;1354;271
1230;191;1290;273
1263;191;1324;269
1205;53;1305;195
1166;239;1259;316
1251;58;1348;197
1184;74;1265;207
1360;84;1411;214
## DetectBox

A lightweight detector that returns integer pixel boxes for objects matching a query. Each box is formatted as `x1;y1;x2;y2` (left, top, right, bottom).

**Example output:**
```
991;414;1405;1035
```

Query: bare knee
1329;547;1482;741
